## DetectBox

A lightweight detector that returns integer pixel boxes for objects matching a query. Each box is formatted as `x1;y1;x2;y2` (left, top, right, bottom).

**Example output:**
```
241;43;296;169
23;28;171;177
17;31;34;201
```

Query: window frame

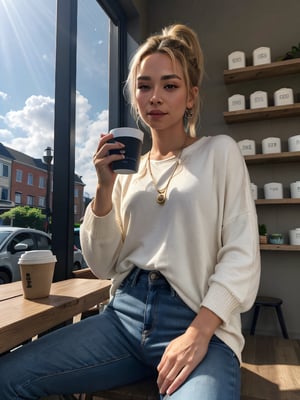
52;0;128;281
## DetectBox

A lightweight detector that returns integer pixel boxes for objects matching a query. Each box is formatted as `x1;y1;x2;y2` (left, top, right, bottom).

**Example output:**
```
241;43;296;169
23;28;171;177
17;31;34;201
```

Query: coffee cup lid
18;250;57;265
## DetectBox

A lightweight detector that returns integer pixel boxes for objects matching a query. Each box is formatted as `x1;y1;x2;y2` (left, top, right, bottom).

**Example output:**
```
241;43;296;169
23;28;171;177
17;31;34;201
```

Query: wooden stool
250;296;289;339
84;377;159;400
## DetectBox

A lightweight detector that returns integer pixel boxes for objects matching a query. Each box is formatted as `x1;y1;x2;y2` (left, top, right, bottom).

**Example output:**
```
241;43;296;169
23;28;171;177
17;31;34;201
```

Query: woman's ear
187;86;199;109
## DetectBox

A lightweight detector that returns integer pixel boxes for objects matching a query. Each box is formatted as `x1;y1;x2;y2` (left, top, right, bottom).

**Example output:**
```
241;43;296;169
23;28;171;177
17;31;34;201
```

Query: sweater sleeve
201;137;261;324
80;202;123;279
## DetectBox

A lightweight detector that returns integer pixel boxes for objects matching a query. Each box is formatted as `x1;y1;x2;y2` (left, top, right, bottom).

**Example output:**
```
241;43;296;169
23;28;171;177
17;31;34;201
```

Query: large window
75;1;109;199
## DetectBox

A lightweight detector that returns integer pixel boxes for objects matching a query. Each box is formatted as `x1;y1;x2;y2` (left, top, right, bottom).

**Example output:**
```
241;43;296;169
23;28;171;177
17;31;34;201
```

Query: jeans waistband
127;267;176;295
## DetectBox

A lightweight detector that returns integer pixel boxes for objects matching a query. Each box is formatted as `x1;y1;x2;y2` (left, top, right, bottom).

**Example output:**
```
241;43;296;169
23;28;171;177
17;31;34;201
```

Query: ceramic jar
262;137;281;154
290;181;300;198
288;135;300;152
289;229;300;245
264;182;283;199
238;139;256;156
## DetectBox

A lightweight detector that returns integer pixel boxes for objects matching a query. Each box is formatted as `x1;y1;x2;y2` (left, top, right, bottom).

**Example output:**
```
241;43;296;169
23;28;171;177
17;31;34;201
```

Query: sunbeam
0;0;56;95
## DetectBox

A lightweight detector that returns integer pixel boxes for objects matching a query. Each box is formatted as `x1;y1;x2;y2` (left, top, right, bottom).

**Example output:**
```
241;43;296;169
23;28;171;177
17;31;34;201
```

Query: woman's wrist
186;306;222;342
92;184;113;217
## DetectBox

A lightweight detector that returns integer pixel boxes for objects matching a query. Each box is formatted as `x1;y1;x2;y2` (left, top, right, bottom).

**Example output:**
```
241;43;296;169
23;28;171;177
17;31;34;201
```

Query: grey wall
134;0;300;338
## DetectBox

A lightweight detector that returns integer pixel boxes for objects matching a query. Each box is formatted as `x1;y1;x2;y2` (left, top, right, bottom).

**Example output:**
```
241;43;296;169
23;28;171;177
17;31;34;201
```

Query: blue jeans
0;268;240;399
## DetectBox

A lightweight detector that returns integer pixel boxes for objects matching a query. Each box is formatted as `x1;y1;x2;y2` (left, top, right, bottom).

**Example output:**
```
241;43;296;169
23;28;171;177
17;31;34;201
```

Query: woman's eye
165;84;177;90
137;84;150;90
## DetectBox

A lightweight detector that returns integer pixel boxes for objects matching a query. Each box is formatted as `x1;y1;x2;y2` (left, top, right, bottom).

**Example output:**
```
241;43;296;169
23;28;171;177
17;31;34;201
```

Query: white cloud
0;129;13;140
1;92;108;197
0;91;8;100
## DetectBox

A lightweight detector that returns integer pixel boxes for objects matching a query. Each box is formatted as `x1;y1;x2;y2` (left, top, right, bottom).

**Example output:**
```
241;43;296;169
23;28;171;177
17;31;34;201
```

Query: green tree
0;206;45;231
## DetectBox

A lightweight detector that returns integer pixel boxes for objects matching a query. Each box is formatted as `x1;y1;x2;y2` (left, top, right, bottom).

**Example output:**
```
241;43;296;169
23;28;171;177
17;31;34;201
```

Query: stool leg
275;305;289;339
250;305;260;335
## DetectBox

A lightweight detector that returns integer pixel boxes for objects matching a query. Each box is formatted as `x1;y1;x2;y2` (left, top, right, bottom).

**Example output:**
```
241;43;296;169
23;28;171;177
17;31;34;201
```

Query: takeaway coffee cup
18;250;57;299
109;127;144;174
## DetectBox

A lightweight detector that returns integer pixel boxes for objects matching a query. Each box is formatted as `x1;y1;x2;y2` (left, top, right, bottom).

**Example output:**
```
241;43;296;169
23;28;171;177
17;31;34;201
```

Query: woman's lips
147;110;167;116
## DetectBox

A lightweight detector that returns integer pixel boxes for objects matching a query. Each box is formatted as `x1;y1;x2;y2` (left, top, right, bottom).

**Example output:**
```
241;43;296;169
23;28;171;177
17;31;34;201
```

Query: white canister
250;183;258;200
264;182;283;199
250;91;268;109
289;228;300;245
274;88;294;106
290;181;300;198
288;135;300;152
228;94;246;112
253;47;271;66
228;51;246;70
238;139;256;156
262;137;281;154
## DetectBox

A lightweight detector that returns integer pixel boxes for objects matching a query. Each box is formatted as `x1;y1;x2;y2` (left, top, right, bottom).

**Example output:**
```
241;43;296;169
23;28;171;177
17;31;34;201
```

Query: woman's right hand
93;133;125;188
92;133;125;216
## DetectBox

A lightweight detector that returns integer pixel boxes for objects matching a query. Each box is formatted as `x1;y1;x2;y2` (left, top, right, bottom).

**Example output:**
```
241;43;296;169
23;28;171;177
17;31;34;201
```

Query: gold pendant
157;193;166;205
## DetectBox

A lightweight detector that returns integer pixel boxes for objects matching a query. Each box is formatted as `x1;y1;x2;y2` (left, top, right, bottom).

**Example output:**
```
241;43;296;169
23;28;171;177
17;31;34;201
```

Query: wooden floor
241;335;300;400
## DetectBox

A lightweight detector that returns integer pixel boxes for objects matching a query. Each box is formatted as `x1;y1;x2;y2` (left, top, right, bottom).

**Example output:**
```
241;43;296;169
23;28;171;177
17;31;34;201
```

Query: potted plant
259;224;268;244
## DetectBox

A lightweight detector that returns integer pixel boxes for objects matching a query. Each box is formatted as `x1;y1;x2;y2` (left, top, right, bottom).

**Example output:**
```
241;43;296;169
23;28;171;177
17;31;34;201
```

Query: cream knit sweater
80;135;261;362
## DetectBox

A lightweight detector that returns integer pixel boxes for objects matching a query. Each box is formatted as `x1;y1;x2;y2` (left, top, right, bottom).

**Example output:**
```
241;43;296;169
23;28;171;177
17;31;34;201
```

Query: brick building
0;143;85;224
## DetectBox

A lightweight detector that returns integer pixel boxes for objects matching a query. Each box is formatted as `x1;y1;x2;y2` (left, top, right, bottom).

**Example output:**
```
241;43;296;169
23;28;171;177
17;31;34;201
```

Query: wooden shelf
224;58;300;84
260;244;300;251
255;198;300;205
224;103;300;123
245;151;300;164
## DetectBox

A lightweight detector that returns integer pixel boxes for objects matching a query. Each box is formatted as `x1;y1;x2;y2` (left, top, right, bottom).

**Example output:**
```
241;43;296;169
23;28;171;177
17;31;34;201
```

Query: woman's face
135;52;196;133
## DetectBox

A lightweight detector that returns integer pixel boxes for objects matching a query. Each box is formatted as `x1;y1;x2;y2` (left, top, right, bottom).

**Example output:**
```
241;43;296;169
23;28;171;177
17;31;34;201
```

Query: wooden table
0;278;111;354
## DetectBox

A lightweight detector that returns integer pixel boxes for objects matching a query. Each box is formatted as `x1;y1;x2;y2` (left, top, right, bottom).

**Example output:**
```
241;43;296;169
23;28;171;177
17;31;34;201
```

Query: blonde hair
125;24;204;137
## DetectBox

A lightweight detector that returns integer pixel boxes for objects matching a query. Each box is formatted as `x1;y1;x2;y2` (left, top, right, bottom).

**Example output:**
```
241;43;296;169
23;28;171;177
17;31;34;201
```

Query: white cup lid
18;250;57;265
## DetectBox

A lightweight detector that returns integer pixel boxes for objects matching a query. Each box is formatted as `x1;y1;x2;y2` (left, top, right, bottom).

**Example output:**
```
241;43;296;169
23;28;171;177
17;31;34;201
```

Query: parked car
0;227;85;284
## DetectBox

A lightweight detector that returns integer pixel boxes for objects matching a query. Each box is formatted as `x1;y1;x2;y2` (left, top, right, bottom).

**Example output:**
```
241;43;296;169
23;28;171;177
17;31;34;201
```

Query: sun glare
0;0;56;93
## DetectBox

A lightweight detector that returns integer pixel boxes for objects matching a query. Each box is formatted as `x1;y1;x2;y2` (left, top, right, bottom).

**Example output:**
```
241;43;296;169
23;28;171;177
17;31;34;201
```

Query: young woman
0;24;260;400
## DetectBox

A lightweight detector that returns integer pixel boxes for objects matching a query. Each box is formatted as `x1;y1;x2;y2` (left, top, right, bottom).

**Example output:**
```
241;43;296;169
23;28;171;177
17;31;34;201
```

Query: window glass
35;233;51;250
15;192;22;204
38;196;45;207
27;173;33;185
27;195;34;206
11;232;34;252
76;1;109;200
16;170;23;183
1;187;8;200
39;176;45;188
0;164;9;177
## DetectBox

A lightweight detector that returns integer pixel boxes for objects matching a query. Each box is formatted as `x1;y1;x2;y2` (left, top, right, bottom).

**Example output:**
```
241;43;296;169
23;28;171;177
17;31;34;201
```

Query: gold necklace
147;149;183;205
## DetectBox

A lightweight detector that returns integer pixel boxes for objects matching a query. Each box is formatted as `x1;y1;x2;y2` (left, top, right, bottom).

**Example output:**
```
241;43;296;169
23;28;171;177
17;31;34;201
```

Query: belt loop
131;267;141;287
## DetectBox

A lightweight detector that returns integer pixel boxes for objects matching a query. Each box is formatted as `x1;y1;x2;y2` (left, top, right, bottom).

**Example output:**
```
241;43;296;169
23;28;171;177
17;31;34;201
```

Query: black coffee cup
109;127;144;174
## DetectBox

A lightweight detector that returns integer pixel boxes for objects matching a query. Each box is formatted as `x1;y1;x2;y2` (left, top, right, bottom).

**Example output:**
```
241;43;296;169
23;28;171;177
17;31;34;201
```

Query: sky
0;0;109;197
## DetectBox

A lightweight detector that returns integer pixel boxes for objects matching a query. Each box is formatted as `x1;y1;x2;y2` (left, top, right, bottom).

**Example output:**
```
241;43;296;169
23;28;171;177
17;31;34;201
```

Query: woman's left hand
156;330;209;396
